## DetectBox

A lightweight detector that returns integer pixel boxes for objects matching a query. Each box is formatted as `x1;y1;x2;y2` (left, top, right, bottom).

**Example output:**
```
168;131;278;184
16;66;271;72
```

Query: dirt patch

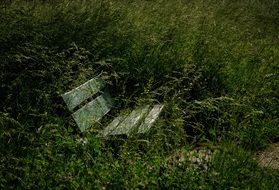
256;142;279;169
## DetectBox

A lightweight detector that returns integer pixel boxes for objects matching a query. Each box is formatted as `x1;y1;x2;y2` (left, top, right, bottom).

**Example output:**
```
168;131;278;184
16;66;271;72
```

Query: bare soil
256;142;279;169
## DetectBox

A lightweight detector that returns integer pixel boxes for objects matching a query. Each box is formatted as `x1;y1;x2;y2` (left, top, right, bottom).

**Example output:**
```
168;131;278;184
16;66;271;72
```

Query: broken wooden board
72;93;113;132
62;77;105;111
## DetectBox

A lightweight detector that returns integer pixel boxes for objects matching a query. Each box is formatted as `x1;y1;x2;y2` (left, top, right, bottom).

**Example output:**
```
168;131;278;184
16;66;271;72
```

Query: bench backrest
62;77;113;132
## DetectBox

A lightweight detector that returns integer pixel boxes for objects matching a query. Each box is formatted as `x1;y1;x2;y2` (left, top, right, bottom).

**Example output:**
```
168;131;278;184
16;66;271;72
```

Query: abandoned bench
61;76;164;137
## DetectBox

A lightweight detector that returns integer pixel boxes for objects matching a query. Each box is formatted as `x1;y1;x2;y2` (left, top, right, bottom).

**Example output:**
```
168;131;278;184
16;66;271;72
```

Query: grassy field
1;0;278;189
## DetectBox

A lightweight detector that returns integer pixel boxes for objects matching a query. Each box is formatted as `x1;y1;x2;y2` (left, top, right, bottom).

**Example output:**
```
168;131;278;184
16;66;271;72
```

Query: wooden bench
61;76;164;137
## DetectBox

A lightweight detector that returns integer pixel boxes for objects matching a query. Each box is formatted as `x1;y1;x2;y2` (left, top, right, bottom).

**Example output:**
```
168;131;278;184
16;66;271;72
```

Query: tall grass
0;0;278;188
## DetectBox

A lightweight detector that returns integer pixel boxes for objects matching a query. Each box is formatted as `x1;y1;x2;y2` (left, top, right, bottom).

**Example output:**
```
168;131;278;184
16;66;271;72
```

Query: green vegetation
1;0;278;189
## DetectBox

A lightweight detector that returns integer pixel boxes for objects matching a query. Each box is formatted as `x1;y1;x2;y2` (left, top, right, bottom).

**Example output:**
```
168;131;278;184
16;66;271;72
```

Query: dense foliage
1;0;278;189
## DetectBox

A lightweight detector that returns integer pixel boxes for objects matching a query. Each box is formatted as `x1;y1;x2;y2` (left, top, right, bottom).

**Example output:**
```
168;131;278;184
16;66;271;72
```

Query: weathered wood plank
98;115;125;137
72;93;113;132
138;104;164;133
109;105;150;136
62;77;105;111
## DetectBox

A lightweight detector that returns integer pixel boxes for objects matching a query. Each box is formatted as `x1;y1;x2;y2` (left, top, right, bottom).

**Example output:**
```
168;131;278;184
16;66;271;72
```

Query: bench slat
110;105;150;136
138;104;164;133
62;77;105;111
72;93;113;132
98;115;125;137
